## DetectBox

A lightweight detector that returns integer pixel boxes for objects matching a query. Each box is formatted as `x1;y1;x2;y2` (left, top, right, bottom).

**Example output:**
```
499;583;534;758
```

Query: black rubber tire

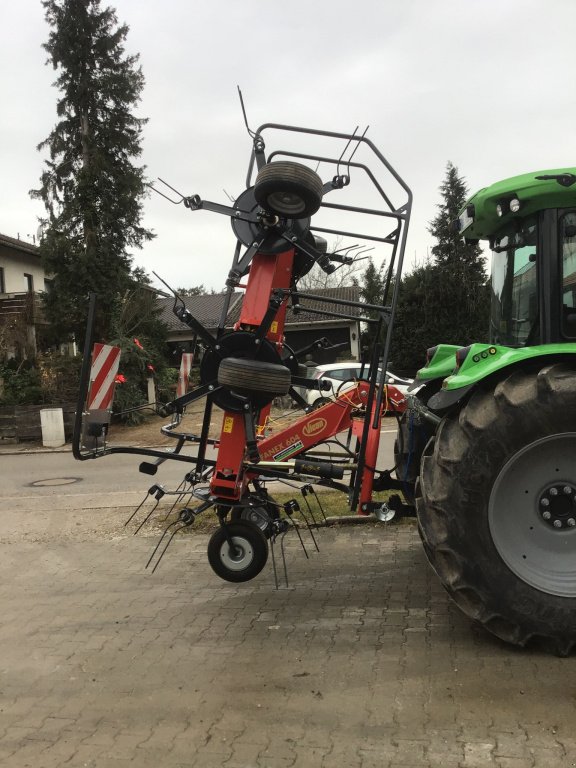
254;161;323;219
417;362;576;655
207;521;268;583
311;396;331;410
217;357;291;395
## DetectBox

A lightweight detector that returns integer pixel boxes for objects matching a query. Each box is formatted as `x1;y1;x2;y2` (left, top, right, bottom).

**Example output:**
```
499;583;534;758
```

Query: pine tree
31;0;153;345
359;258;387;354
390;163;490;375
426;162;489;346
389;262;437;374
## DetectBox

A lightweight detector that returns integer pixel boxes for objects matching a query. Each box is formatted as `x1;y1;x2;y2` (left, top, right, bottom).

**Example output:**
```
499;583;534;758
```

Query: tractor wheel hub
538;483;576;529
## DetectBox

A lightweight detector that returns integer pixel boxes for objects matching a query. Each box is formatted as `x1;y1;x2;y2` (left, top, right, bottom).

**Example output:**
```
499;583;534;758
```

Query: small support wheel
254;161;323;218
207;521;268;583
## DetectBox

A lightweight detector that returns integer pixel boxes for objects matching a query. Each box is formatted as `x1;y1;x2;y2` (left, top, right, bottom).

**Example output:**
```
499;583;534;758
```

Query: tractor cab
457;168;576;347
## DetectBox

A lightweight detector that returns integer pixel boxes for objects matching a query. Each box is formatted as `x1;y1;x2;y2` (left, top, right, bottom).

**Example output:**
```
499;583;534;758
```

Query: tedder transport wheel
254;161;323;218
207;521;268;583
217;357;291;395
417;363;576;655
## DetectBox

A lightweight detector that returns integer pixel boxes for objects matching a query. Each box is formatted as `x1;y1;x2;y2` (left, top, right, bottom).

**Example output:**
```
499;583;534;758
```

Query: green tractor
397;169;576;654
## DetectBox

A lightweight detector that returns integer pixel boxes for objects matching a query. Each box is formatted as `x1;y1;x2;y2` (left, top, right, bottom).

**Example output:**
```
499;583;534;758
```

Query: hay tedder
73;120;413;583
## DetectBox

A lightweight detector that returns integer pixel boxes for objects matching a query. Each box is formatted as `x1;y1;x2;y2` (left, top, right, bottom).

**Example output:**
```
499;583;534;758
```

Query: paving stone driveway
1;517;575;767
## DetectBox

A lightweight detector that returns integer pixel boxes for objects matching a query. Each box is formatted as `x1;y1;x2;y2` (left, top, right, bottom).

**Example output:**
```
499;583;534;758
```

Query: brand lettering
303;418;327;438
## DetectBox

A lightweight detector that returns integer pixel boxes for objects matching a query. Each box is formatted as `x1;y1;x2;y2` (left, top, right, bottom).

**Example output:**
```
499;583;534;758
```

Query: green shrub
0;363;47;406
155;366;179;403
112;378;148;425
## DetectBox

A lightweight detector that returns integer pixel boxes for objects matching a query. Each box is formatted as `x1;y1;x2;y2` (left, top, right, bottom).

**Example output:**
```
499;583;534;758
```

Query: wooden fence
0;403;76;443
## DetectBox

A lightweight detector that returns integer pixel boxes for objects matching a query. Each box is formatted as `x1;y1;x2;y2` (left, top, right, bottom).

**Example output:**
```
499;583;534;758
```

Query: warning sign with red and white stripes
87;343;121;411
177;352;194;398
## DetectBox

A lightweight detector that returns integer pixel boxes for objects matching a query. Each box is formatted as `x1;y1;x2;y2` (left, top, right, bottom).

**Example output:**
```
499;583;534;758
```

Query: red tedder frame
73;118;413;580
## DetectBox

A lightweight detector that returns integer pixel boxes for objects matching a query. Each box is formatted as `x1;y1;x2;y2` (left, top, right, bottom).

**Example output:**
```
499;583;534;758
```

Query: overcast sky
2;0;575;291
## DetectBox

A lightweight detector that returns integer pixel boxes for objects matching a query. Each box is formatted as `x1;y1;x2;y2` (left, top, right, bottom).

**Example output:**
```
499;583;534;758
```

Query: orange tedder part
209;244;385;511
209;247;295;500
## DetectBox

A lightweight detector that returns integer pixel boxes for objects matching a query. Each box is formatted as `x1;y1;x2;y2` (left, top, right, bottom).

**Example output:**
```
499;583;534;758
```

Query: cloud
2;0;575;290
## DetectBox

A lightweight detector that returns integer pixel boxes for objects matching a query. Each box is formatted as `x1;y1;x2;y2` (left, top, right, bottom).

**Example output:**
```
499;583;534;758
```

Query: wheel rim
236;506;271;533
219;535;254;572
489;433;576;597
266;190;306;216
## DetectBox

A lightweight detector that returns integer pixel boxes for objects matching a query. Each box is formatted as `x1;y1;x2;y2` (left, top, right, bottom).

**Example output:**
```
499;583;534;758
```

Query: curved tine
344;125;370;175
133;500;160;535
311;489;328;524
148;181;183;205
269;537;279;590
150;503;206;573
336;126;359;178
279;530;290;587
302;493;321;527
156;177;187;203
237;86;256;139
152;271;188;317
145;519;181;569
124;492;152;527
301;492;318;527
333;243;361;254
354;245;375;258
150;522;188;574
159;481;191;522
158;491;195;525
170;483;191;510
288;517;309;559
297;505;320;552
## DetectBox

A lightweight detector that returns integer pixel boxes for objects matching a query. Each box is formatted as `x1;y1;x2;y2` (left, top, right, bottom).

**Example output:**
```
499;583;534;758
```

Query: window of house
24;273;34;292
0;267;5;294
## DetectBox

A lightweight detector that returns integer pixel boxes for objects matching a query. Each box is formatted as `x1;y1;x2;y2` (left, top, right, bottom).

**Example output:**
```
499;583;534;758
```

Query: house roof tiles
157;292;242;331
0;233;39;257
159;286;361;333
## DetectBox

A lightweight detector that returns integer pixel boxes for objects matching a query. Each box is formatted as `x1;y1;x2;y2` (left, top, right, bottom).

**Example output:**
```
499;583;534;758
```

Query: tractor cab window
561;212;576;338
490;216;539;346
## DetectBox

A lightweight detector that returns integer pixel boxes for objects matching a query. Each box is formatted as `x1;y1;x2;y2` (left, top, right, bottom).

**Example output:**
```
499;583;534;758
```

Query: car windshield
490;216;539;346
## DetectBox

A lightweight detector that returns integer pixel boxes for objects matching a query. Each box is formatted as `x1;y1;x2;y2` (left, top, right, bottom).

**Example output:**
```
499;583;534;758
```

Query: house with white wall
0;233;48;294
0;233;50;359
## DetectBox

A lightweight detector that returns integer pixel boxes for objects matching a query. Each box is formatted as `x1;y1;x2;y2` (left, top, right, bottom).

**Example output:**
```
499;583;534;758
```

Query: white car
304;362;413;407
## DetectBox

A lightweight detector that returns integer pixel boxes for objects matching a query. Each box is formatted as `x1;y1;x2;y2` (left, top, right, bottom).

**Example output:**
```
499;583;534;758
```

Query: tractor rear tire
416;362;576;655
254;161;323;218
217;357;291;395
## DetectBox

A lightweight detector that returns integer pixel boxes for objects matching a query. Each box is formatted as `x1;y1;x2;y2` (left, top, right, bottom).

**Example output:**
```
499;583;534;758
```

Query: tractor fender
428;346;576;412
